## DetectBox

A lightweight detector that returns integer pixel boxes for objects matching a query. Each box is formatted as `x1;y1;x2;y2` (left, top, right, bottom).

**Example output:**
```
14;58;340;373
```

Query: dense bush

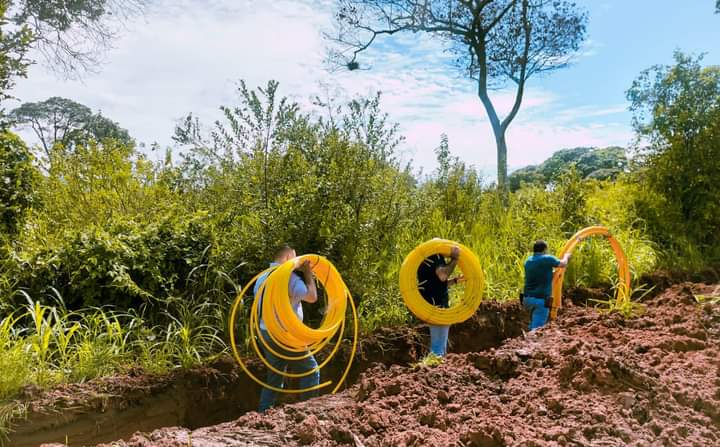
0;131;36;235
0;82;674;322
4;215;214;310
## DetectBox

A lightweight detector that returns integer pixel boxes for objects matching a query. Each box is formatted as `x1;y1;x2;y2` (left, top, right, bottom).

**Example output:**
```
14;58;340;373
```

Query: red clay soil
94;282;720;447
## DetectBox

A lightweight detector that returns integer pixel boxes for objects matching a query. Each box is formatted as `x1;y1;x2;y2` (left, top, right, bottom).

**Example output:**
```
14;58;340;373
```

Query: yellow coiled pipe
399;239;485;325
229;254;358;394
550;226;631;320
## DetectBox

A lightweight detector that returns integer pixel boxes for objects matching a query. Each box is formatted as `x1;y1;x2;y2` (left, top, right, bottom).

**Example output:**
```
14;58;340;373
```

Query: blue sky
540;1;720;131
10;0;720;177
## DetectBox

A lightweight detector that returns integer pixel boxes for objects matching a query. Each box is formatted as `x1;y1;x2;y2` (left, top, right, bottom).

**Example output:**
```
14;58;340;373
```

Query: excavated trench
94;280;720;447
5;301;529;447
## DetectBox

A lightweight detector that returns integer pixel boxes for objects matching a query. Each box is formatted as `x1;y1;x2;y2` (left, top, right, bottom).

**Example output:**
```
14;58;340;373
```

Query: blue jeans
523;296;550;330
429;325;450;356
257;330;320;412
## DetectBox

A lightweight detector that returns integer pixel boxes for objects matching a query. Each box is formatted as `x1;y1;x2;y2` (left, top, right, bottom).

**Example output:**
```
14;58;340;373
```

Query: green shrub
5;214;214;310
0;131;37;235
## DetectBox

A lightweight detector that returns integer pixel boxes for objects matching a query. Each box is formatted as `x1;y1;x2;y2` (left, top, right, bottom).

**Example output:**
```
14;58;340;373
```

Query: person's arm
298;260;318;303
557;253;571;268
435;246;460;282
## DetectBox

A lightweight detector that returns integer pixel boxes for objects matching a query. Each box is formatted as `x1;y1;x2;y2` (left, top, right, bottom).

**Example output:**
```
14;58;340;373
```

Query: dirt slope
96;282;720;447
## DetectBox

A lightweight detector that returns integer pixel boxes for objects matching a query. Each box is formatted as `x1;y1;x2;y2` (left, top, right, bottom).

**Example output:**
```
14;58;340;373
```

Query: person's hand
450;275;465;286
450;246;460;260
299;259;313;275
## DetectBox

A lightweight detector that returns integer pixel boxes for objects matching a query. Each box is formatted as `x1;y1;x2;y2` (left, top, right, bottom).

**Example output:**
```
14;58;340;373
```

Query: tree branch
501;0;530;131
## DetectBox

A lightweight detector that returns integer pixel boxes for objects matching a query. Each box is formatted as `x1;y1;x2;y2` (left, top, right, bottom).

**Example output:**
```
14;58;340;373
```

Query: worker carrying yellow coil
521;239;572;331
520;226;631;330
228;244;357;413
399;239;484;357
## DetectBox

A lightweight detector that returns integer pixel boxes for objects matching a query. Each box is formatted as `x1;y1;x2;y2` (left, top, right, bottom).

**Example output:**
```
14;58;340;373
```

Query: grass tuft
413;353;444;368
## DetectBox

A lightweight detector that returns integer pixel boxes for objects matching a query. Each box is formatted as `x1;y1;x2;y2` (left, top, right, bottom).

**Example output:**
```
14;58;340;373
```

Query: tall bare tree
329;0;587;197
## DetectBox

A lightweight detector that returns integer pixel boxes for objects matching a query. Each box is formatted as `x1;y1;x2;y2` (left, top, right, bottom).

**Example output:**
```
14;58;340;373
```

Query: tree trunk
477;92;510;202
495;129;509;201
476;48;511;205
474;0;530;206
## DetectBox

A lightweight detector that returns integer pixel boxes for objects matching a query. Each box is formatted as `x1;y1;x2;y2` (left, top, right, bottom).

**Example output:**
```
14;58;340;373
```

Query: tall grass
357;181;660;332
0;294;226;401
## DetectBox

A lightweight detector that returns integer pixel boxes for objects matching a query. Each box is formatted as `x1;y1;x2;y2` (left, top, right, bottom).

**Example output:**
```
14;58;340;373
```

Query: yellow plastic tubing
550;226;631;320
228;254;358;394
399;239;485;325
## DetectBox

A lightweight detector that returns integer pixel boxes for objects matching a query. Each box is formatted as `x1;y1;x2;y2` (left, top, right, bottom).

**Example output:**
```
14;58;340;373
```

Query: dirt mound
100;283;720;446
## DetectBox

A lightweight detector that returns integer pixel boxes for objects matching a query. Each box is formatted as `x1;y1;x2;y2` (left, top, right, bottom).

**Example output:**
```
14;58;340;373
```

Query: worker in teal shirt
523;240;570;330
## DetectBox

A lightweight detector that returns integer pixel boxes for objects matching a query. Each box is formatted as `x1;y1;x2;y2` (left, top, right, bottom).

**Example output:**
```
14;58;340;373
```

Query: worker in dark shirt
417;244;463;356
523;240;570;330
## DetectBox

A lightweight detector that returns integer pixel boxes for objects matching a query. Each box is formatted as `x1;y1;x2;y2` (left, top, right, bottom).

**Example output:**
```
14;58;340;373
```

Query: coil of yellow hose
228;254;358;394
550;226;631;320
399;239;485;325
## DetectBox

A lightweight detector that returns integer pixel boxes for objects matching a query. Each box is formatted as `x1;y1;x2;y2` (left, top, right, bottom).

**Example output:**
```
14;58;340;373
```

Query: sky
10;0;720;177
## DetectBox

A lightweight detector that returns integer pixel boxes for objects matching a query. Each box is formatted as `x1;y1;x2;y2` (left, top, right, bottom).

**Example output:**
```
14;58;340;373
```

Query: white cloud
9;0;633;177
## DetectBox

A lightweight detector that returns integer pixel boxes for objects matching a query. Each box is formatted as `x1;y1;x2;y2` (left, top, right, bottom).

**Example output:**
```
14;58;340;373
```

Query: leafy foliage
0;131;36;234
0;75;713;399
627;51;720;257
0;296;225;400
509;146;627;191
0;0;32;112
9;96;133;160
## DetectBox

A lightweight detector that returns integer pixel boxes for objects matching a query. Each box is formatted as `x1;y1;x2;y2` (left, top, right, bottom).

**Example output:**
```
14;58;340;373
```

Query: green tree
0;130;35;234
554;167;588;233
627;51;720;252
40;139;164;227
431;134;484;225
174;80;305;253
4;138;207;310
329;0;587;198
174;81;419;304
83;112;134;145
10;96;133;160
